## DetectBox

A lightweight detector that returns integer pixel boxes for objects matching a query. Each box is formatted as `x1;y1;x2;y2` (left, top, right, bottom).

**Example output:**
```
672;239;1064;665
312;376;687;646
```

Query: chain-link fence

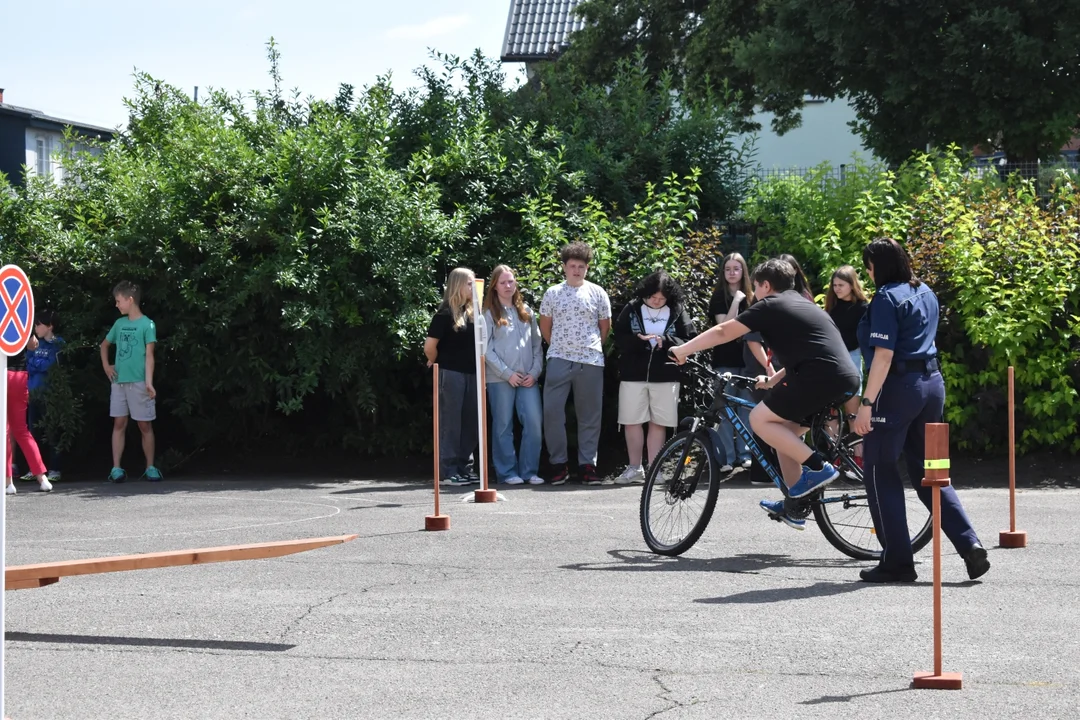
740;159;1080;197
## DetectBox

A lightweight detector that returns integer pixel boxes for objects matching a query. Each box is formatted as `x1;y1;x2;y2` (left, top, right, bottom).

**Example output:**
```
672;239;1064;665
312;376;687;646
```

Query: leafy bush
0;46;750;466
741;150;1080;453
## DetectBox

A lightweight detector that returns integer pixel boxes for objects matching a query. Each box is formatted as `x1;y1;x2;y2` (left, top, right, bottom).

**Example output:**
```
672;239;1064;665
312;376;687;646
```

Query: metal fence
740;160;1080;197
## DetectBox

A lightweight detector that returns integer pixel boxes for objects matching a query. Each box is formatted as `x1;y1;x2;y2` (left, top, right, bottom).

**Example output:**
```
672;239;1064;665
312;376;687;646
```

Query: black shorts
762;362;859;427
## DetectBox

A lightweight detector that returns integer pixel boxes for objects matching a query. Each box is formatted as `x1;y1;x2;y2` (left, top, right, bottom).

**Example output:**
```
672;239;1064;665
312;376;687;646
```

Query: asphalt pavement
3;474;1077;719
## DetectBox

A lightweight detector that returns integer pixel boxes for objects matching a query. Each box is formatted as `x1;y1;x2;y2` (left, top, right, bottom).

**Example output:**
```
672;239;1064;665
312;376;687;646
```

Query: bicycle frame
713;385;789;494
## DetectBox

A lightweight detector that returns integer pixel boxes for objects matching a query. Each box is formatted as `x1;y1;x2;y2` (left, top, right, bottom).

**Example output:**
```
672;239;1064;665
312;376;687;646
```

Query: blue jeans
487;382;542;481
849;348;864;396
713;366;751;465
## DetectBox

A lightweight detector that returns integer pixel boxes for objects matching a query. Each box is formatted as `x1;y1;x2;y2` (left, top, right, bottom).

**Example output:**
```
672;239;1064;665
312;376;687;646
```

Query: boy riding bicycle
671;259;860;526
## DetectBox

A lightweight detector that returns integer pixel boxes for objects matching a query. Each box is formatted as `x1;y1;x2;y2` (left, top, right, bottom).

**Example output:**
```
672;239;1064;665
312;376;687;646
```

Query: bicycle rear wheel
640;430;719;556
812;435;932;561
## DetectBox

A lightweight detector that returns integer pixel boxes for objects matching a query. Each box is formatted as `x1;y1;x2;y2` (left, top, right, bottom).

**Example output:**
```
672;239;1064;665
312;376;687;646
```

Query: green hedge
741;151;1080;453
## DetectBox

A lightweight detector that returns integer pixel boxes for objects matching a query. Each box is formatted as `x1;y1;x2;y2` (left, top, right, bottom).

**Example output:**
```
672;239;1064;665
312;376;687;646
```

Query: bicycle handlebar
677;355;762;390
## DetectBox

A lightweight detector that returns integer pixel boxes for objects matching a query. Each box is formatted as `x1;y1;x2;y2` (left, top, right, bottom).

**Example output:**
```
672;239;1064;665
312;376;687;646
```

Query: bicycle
639;359;932;560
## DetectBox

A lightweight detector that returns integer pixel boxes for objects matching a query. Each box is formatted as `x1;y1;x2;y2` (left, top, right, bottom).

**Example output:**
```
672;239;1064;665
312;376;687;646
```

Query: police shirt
857;282;939;368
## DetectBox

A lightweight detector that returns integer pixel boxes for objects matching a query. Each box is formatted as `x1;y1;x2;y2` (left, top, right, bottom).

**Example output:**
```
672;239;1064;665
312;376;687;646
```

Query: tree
567;0;1080;162
564;0;804;134
740;0;1080;162
510;53;752;222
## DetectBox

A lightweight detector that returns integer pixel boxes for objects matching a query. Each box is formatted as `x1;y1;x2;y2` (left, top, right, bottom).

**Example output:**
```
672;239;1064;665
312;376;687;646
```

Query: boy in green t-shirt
99;280;161;483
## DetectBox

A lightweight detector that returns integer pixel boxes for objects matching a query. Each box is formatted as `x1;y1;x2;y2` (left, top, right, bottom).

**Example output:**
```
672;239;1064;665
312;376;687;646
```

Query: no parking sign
0;264;34;356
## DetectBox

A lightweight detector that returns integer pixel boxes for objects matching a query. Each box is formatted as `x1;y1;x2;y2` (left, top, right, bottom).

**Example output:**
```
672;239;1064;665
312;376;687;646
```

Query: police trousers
863;370;981;571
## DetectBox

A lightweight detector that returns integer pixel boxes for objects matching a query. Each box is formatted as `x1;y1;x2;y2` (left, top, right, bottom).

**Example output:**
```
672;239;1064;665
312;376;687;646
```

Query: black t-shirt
828;299;868;351
707;288;747;368
426;305;477;374
736;290;858;379
742;331;767;376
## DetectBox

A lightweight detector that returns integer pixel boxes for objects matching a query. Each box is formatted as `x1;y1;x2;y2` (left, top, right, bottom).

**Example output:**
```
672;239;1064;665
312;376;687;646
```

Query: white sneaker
719;464;734;474
5;483;15;495
47;470;62;481
505;476;525;485
527;475;545;485
614;465;646;485
740;459;752;469
37;477;53;492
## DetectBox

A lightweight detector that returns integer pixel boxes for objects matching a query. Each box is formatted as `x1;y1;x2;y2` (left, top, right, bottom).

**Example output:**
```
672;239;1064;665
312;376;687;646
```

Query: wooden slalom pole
913;423;962;690
999;366;1027;548
425;363;450;531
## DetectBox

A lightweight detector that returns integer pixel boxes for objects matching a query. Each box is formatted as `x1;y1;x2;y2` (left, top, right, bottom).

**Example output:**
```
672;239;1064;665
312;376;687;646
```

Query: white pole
1;353;7;720
472;279;487;488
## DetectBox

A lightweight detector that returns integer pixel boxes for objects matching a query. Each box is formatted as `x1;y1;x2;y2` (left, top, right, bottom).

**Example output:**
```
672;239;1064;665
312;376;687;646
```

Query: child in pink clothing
6;335;53;494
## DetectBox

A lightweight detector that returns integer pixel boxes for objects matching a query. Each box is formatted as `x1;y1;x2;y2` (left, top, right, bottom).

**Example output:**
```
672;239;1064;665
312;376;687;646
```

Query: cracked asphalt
3;475;1078;719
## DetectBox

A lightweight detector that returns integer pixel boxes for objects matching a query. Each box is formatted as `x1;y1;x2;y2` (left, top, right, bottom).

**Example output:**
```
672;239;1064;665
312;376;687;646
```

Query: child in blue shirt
24;309;65;480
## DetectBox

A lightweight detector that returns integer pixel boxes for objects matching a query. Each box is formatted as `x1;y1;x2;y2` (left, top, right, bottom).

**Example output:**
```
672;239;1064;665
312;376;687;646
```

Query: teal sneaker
144;466;163;482
108;467;127;483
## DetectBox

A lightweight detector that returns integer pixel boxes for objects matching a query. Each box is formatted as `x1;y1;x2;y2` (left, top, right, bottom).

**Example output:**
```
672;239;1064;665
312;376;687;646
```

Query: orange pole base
913;671;963;690
473;489;498;503
425;514;451;531
998;530;1028;548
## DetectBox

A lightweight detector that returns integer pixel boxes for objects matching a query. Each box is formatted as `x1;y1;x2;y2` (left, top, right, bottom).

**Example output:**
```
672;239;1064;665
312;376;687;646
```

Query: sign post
0;263;35;719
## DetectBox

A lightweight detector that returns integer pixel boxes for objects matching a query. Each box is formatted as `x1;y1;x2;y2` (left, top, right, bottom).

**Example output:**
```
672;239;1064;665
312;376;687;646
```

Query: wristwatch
860;397;874;407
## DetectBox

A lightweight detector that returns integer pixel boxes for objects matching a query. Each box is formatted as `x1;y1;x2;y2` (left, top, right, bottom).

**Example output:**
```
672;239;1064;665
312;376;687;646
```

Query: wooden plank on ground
5;535;358;590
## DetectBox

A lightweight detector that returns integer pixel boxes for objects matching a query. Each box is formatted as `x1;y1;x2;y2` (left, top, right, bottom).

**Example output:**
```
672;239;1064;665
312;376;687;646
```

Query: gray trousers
543;358;604;467
439;368;478;480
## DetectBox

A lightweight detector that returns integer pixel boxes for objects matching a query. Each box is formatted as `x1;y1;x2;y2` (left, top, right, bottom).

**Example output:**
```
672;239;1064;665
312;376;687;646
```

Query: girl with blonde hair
483;265;545;485
424;268;480;486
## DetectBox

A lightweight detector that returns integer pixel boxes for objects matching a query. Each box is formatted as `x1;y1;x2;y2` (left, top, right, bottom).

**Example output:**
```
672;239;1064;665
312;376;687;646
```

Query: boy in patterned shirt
539;243;612;486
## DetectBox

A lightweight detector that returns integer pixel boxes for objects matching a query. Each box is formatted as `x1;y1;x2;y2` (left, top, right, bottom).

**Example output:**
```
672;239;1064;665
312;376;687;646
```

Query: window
36;137;48;177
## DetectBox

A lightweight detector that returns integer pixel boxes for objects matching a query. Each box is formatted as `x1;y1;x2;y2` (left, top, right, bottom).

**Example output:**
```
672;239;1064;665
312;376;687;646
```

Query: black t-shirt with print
426;305;477;374
736;290;858;380
707;288;747;368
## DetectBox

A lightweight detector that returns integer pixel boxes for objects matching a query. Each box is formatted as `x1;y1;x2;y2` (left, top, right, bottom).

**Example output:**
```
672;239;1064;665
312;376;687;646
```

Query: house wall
744;99;874;169
0;114;28;185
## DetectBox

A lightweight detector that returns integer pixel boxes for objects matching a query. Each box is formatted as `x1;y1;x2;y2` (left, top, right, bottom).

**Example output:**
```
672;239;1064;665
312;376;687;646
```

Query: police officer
852;238;990;583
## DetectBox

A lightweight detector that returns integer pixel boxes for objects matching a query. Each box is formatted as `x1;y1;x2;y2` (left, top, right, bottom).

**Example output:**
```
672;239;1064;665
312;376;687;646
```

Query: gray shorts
110;382;156;422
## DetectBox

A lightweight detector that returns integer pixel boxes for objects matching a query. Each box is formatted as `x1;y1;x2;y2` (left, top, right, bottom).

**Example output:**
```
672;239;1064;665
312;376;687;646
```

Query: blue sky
1;0;521;128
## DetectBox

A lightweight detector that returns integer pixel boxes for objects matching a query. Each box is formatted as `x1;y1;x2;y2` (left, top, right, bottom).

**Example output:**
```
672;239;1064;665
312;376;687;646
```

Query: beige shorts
111;382;156;422
618;381;680;427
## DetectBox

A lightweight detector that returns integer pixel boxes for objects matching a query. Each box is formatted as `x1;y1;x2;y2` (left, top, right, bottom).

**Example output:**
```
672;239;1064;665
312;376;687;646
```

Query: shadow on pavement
801;687;911;705
695;581;867;604
696;578;981;605
5;631;295;652
560;549;863;574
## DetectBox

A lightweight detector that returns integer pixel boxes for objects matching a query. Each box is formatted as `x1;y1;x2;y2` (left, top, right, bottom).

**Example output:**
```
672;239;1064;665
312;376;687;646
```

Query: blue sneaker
759;499;806;531
144;466;164;482
108;467;127;484
786;462;839;498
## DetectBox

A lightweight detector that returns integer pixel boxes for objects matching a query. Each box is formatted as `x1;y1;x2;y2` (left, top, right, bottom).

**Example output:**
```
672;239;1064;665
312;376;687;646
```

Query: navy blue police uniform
857;281;982;573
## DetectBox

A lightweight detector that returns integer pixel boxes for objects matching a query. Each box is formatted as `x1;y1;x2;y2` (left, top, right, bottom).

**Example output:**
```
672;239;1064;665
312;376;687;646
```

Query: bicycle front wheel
812;437;933;561
640;430;719;556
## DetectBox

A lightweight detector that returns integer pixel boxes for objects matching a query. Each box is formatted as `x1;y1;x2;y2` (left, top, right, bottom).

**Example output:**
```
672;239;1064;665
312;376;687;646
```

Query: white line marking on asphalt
15;496;343;544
